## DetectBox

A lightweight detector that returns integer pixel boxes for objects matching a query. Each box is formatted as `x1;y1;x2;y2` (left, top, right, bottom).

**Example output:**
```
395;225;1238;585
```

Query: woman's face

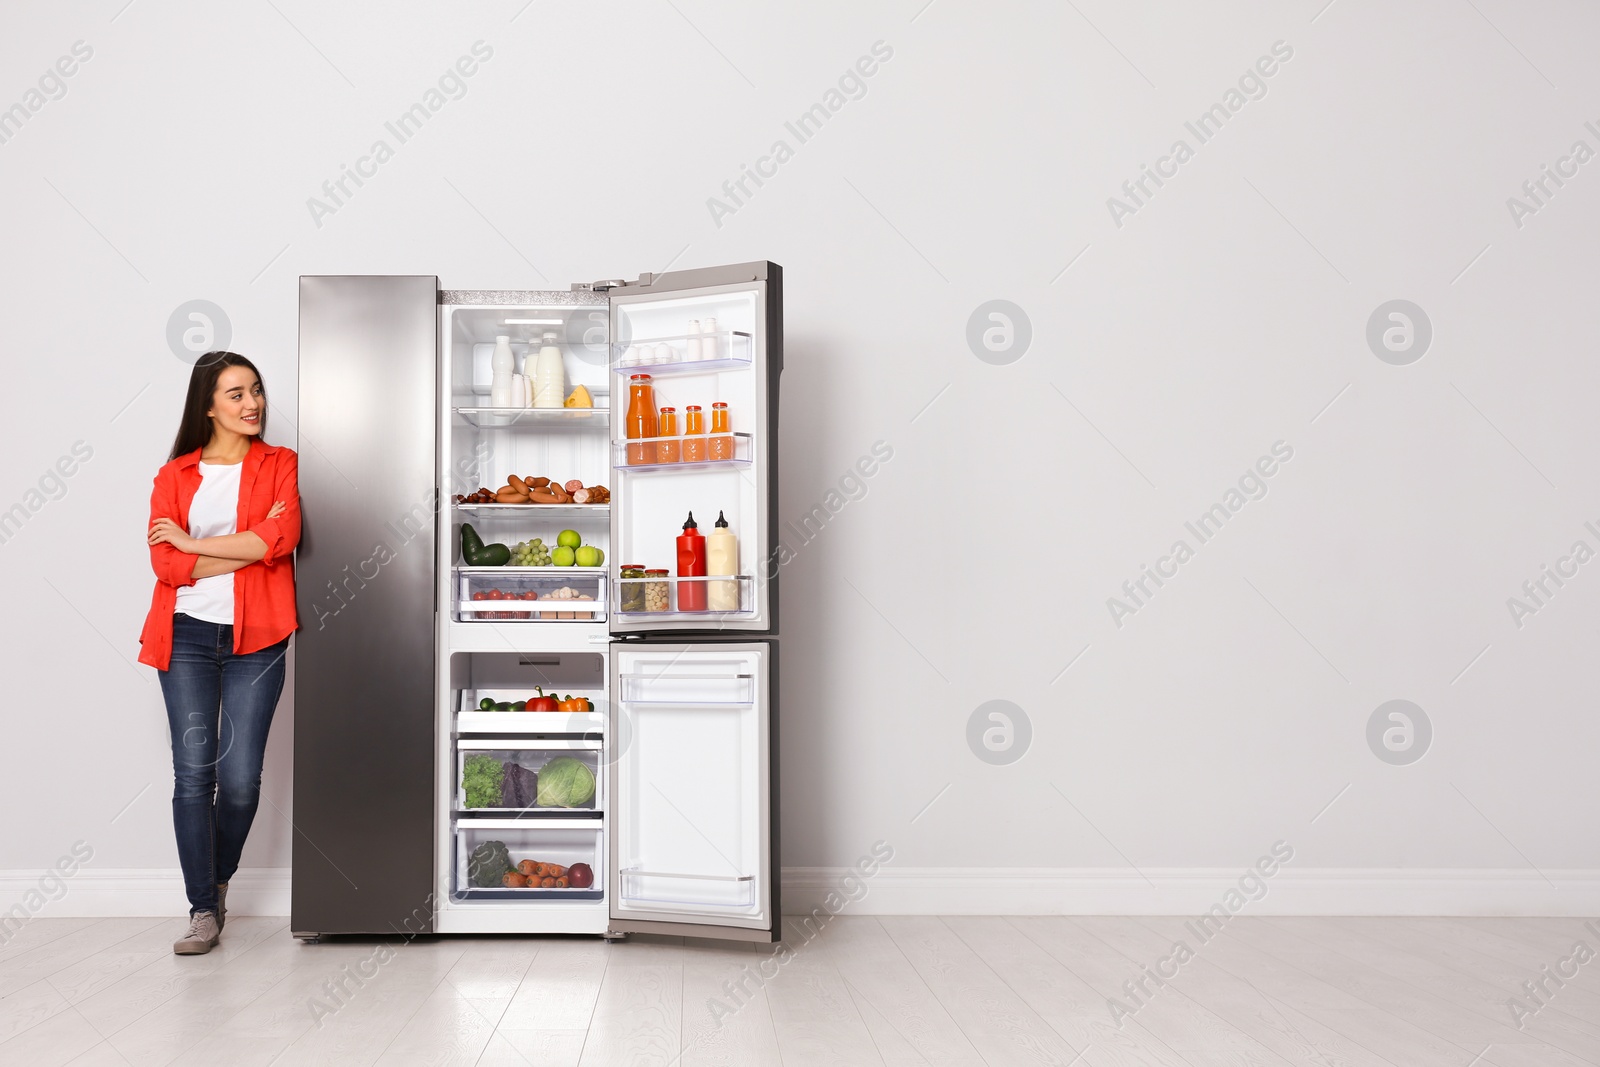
208;366;264;437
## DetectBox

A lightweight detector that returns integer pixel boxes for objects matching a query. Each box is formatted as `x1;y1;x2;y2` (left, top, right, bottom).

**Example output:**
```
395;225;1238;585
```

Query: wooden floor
0;914;1596;1066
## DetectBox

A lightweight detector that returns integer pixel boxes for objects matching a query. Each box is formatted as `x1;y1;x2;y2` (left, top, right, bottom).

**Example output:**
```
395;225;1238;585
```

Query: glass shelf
613;331;752;376
614;433;751;473
454;406;609;428
453;502;609;514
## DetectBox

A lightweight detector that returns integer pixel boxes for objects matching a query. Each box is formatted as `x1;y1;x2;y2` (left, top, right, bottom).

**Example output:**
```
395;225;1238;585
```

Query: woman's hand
148;517;197;554
267;500;287;520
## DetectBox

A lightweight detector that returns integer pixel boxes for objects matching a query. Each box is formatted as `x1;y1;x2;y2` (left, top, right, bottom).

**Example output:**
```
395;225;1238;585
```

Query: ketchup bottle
676;511;707;611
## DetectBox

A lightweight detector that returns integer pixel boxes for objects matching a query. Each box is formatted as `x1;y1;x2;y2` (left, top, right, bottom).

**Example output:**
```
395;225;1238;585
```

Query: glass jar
656;407;680;464
709;402;734;461
682;405;707;463
644;569;671;612
620;566;646;613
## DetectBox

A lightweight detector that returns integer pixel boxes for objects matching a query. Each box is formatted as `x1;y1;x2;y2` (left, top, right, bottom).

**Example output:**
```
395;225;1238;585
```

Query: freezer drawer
609;643;776;940
456;739;602;813
453;819;603;902
457;569;604;620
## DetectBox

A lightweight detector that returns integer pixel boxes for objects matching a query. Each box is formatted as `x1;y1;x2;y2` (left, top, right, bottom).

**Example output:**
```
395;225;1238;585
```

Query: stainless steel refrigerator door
608;641;778;941
608;261;781;636
292;275;440;938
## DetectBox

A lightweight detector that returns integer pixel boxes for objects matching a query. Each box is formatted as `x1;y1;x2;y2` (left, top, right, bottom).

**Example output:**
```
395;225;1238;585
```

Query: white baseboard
4;867;1597;920
782;866;1600;916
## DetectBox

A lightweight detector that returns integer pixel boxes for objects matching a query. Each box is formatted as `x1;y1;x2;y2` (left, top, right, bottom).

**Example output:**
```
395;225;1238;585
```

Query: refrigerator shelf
453;503;609;515
458;711;604;734
454;406;610;429
457;565;607;574
614;574;756;620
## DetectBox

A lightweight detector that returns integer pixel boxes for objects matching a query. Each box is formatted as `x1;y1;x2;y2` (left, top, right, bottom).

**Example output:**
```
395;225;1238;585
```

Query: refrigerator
291;262;781;943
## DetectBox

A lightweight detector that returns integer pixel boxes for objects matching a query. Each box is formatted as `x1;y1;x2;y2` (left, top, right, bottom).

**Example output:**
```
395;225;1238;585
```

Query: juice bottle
682;405;706;463
709;402;734;461
625;374;657;465
676;512;707;611
656;407;680;464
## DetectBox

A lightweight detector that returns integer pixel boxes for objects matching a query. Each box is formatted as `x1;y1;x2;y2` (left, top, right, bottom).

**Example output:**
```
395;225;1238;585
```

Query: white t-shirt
173;460;242;625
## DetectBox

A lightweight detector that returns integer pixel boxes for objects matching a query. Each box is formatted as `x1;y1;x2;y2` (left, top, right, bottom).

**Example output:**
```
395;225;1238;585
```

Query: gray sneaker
216;883;228;931
174;911;220;955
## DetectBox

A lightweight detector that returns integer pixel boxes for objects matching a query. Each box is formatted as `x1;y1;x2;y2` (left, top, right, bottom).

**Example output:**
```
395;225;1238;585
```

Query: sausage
564;479;584;493
548;482;572;503
528;476;551;489
572;488;590;504
495;486;530;503
508;474;529;495
529;488;560;504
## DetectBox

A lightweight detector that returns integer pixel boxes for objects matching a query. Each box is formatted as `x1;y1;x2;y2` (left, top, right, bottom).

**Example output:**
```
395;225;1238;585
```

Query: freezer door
292;275;440;937
608;642;778;941
608;261;781;636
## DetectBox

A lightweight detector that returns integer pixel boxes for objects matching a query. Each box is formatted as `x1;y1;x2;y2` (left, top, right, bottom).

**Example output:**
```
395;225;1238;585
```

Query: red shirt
139;438;301;670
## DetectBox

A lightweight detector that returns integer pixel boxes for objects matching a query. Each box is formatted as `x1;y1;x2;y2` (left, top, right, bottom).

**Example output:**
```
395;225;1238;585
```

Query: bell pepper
557;695;593;713
527;686;559;712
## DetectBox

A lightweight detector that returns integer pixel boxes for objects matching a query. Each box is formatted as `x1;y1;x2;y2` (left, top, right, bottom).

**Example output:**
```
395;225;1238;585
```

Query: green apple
552;545;576;567
557;529;581;549
574;545;601;568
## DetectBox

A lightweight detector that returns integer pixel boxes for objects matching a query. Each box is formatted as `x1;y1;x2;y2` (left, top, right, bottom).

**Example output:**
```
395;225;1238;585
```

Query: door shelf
617;669;754;706
619;867;757;909
614;575;754;619
614;331;752;374
454;819;604;902
614;433;752;472
454;407;609;429
458;570;605;621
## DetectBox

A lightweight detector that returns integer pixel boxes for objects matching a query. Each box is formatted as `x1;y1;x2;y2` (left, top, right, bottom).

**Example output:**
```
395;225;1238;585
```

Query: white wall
3;0;1596;915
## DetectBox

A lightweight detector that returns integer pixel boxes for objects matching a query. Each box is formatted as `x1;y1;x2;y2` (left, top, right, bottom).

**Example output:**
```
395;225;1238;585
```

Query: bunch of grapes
511;538;552;566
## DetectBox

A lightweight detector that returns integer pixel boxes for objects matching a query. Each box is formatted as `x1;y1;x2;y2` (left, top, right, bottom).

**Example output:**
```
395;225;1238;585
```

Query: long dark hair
168;351;268;461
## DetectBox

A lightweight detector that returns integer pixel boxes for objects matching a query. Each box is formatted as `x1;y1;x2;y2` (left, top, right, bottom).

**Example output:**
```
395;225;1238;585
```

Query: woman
140;352;300;955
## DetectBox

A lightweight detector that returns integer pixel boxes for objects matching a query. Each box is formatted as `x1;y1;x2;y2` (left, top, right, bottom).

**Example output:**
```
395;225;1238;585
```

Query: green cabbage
536;756;596;807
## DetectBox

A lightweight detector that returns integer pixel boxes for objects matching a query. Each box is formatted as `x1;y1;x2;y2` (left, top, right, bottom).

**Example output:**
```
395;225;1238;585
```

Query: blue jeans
158;613;288;917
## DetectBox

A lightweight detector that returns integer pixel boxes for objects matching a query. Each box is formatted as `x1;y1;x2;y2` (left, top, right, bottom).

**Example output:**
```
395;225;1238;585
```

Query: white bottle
685;319;702;361
511;373;529;408
700;317;719;361
490;335;515;407
534;332;565;408
706;510;739;611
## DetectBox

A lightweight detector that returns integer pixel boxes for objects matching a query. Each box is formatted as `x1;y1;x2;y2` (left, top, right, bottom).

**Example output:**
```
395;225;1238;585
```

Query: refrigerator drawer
457;569;606;621
454;819;603;902
456;739;602;813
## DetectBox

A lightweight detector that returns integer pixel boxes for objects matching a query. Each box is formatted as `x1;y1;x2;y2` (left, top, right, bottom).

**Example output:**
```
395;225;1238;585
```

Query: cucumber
512;700;527;711
479;697;495;711
495;701;513;712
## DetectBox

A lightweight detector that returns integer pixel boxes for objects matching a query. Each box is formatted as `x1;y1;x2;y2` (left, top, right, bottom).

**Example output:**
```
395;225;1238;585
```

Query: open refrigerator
291;262;781;943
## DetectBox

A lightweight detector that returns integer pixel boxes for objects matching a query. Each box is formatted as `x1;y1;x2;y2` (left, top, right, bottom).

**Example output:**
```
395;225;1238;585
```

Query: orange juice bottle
708;402;734;461
656;407;680;464
625;374;657;465
682;405;707;463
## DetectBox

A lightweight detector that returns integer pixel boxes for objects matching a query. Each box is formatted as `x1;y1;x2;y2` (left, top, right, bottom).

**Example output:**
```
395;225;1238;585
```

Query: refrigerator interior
610;287;767;625
443;302;613;626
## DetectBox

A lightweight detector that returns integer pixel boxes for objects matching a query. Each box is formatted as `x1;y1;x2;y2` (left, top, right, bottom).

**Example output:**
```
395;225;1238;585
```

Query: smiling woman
138;351;301;957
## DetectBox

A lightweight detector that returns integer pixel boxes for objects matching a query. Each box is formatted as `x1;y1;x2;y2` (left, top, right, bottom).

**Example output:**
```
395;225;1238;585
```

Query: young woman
140;352;300;955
